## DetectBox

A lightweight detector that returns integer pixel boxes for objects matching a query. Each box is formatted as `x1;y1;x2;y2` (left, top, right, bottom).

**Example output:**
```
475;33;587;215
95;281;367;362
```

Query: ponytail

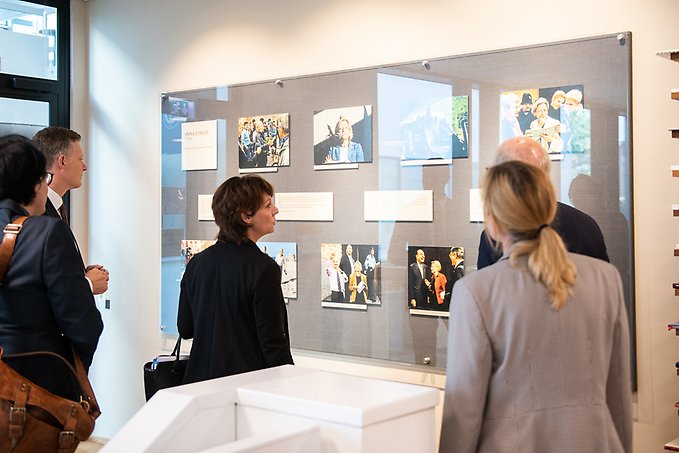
509;225;576;310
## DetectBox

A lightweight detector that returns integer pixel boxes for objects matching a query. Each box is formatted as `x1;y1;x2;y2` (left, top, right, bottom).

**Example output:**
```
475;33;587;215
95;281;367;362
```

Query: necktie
58;204;69;225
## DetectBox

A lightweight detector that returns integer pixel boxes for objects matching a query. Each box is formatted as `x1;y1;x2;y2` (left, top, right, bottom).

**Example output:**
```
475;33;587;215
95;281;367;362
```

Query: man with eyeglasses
33;127;109;295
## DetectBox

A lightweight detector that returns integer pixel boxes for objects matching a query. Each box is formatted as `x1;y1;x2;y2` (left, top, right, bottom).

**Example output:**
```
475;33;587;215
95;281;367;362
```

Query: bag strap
72;349;101;419
3;348;101;420
0;216;28;284
171;337;181;361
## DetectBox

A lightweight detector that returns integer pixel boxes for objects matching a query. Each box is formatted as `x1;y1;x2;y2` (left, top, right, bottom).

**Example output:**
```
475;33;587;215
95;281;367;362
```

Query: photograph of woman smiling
178;175;293;384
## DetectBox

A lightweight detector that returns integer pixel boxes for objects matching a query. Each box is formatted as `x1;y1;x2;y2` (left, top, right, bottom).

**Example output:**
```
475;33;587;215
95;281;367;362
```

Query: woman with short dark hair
0;135;103;401
178;175;293;384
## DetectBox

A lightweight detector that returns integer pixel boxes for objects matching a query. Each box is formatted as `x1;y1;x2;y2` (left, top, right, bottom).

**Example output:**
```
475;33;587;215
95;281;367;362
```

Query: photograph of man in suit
443;246;465;311
324;250;347;303
32;127;109;295
408;248;431;308
339;244;355;299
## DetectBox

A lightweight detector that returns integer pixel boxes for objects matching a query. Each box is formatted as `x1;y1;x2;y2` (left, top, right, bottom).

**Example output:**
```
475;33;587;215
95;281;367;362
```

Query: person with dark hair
177;175;293;384
517;92;535;134
32;126;109;295
440;160;631;453
0;134;103;401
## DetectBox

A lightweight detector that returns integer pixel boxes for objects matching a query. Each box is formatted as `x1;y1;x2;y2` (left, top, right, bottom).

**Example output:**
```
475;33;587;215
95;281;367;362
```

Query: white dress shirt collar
47;187;64;211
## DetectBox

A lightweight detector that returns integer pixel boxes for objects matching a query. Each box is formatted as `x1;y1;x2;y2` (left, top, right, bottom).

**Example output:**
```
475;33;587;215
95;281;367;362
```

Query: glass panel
0;0;57;80
160;91;227;333
160;34;633;375
0;96;49;136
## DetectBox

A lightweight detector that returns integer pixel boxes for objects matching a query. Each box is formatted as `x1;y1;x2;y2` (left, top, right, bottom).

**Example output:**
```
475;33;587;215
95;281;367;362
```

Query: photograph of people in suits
237;113;290;170
321;243;380;307
258;241;298;300
313;105;372;166
408;245;464;315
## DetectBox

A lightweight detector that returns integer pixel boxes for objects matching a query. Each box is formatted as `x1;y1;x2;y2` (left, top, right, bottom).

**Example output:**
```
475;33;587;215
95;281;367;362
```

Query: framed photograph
238;113;290;171
501;85;588;157
407;245;465;317
258;242;298;300
320;243;380;309
313;105;372;167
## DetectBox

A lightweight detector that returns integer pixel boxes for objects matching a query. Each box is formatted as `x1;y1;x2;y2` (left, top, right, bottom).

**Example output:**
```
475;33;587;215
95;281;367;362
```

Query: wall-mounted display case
160;32;634;375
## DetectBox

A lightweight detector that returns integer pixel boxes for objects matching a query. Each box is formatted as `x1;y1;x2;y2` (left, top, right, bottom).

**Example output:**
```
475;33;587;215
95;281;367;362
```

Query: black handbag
143;337;188;401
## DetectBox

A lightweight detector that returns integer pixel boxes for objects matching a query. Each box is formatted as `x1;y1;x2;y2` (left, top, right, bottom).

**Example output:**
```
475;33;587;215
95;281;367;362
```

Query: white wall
72;0;679;450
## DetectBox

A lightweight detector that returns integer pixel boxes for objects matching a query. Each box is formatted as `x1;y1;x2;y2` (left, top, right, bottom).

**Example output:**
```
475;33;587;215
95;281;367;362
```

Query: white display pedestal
103;365;439;453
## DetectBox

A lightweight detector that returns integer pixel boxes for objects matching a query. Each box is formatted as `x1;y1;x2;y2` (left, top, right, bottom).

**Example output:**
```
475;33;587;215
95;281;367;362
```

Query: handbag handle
171;337;183;367
2;347;100;418
0;216;28;283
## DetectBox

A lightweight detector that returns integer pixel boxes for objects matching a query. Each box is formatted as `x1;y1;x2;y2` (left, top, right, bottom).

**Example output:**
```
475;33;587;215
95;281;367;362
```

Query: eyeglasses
44;172;53;185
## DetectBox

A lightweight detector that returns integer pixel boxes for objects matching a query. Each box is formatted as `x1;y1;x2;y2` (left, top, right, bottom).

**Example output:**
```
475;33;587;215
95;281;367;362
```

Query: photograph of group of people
258;242;298;300
407;245;465;315
321;243;381;308
313;105;373;166
180;239;216;265
500;84;589;156
376;73;469;163
237;113;290;169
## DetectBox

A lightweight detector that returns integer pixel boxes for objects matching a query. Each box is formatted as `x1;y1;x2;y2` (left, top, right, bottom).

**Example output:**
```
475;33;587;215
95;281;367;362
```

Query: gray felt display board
160;33;634;381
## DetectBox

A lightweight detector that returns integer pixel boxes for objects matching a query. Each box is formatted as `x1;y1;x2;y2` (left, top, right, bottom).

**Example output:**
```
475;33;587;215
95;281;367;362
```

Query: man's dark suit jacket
178;239;293;384
408;261;431;307
477;201;610;269
339;253;354;298
45;197;86;270
44;197;60;219
0;199;103;400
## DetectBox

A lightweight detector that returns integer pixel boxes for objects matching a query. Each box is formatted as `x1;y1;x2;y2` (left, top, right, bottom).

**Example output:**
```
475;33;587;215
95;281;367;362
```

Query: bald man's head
493;137;551;172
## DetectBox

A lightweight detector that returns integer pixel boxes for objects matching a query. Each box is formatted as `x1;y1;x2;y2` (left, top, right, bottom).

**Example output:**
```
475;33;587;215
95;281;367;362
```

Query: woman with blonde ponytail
440;160;632;453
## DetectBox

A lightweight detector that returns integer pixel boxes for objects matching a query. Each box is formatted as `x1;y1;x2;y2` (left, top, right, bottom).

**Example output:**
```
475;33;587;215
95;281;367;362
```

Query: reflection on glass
0;97;49;137
0;0;57;80
378;73;467;164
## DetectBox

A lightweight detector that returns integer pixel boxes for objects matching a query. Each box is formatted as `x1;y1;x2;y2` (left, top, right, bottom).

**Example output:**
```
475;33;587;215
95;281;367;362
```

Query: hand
86;266;109;295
